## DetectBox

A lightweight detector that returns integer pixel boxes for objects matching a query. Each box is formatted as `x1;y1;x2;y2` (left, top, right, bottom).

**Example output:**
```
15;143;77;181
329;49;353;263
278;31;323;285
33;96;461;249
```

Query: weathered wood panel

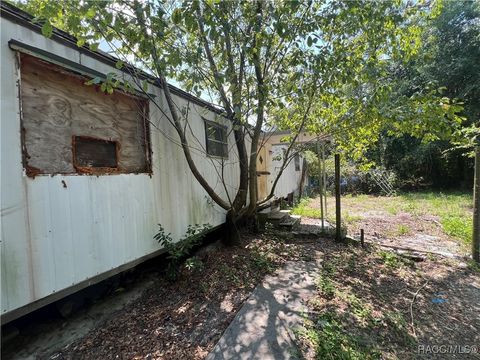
20;54;149;175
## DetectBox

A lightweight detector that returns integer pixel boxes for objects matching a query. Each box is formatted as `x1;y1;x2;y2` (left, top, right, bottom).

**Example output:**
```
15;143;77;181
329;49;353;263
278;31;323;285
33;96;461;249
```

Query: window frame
72;135;120;174
204;118;228;159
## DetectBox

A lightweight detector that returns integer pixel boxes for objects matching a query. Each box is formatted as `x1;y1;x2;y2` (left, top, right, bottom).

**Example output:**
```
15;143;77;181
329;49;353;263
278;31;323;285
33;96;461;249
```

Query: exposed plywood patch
19;54;150;176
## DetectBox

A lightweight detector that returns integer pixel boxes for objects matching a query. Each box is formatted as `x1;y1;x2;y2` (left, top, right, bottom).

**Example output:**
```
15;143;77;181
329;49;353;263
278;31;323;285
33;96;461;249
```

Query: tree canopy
16;0;466;233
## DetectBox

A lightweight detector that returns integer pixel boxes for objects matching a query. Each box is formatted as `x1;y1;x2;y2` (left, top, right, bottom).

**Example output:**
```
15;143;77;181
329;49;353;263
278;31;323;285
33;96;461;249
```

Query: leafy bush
154;223;211;280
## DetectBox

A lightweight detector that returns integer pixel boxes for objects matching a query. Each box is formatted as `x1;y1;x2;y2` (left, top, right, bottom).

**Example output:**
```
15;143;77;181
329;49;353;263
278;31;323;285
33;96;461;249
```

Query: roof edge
0;1;225;115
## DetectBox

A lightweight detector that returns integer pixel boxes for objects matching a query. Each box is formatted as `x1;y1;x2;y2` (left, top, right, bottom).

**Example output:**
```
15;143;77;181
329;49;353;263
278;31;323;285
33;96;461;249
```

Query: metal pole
473;144;480;263
360;229;365;248
321;142;327;220
335;153;342;242
317;140;324;230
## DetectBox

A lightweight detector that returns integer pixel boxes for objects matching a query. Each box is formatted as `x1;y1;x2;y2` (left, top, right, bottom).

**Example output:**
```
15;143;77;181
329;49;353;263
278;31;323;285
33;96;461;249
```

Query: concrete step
266;211;289;223
278;214;301;229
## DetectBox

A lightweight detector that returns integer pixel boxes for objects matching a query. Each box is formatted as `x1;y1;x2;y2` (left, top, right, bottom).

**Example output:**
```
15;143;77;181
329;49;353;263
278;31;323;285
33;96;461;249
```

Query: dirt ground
294;195;478;358
306;195;471;257
3;206;478;359
293;233;480;359
4;231;309;360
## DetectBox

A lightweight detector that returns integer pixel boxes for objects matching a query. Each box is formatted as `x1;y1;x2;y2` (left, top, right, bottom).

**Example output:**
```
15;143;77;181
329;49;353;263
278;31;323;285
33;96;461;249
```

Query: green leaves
154;223;211;281
89;42;99;52
84;77;102;86
22;0;466;187
41;21;53;37
172;8;182;25
85;7;96;19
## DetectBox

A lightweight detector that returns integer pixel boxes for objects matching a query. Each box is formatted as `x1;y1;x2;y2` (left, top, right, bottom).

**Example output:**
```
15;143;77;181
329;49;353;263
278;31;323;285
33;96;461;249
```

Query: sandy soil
307;195;469;257
292;228;480;359
3;216;477;360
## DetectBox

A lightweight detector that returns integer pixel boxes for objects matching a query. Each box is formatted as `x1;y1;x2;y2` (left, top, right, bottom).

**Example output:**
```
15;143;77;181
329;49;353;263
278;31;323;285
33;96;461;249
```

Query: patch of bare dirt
38;232;308;360
306;195;466;256
348;212;464;256
295;239;480;359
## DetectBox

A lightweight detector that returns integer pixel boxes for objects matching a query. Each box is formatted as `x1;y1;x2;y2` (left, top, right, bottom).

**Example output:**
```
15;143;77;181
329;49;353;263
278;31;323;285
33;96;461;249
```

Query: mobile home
0;3;305;323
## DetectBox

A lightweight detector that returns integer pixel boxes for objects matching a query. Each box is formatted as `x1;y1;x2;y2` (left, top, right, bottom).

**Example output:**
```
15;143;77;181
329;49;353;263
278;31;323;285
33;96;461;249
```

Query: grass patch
292;198;323;218
316;261;337;298
336;291;374;323
441;216;471;243
399;192;472;245
383;311;415;345
297;247;426;359
343;212;363;225
298;191;472;247
378;250;402;269
396;224;410;236
386;223;411;237
301;312;381;360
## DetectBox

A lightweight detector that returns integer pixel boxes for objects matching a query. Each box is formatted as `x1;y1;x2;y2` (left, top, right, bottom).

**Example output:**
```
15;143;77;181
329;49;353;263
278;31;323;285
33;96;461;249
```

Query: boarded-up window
204;119;228;158
19;54;150;176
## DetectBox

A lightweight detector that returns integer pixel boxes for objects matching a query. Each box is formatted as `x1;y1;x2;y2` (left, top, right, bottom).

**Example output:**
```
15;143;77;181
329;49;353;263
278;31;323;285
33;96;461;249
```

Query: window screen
205;120;228;158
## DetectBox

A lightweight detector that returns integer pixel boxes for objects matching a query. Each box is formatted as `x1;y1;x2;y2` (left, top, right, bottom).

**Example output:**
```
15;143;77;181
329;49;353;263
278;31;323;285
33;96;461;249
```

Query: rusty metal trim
72;135;120;175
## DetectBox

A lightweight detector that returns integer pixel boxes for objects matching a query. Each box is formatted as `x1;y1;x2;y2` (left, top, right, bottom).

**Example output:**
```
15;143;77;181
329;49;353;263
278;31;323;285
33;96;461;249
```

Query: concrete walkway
206;260;320;360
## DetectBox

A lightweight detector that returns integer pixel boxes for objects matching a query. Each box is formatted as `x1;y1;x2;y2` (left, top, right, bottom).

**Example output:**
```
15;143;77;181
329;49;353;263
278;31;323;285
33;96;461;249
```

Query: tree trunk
335;153;342;242
473;145;480;263
298;158;308;198
223;210;241;246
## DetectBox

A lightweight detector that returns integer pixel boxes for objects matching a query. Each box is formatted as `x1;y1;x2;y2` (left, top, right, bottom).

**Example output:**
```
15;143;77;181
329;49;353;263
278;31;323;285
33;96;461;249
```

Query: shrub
154;223;211;280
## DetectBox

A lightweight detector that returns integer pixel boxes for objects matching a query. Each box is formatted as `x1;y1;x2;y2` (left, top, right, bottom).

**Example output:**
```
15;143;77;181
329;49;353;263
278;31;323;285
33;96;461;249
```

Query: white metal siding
267;144;303;198
0;18;238;316
0;16;302;319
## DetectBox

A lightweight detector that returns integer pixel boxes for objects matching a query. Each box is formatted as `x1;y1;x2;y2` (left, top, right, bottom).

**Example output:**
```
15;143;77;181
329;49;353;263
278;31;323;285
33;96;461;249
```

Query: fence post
322;142;327;219
335;153;342;242
317;140;324;230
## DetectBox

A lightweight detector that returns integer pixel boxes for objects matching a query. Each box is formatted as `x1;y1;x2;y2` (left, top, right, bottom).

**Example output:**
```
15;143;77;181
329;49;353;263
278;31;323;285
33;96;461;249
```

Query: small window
294;154;300;171
73;136;118;172
205;120;228;158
